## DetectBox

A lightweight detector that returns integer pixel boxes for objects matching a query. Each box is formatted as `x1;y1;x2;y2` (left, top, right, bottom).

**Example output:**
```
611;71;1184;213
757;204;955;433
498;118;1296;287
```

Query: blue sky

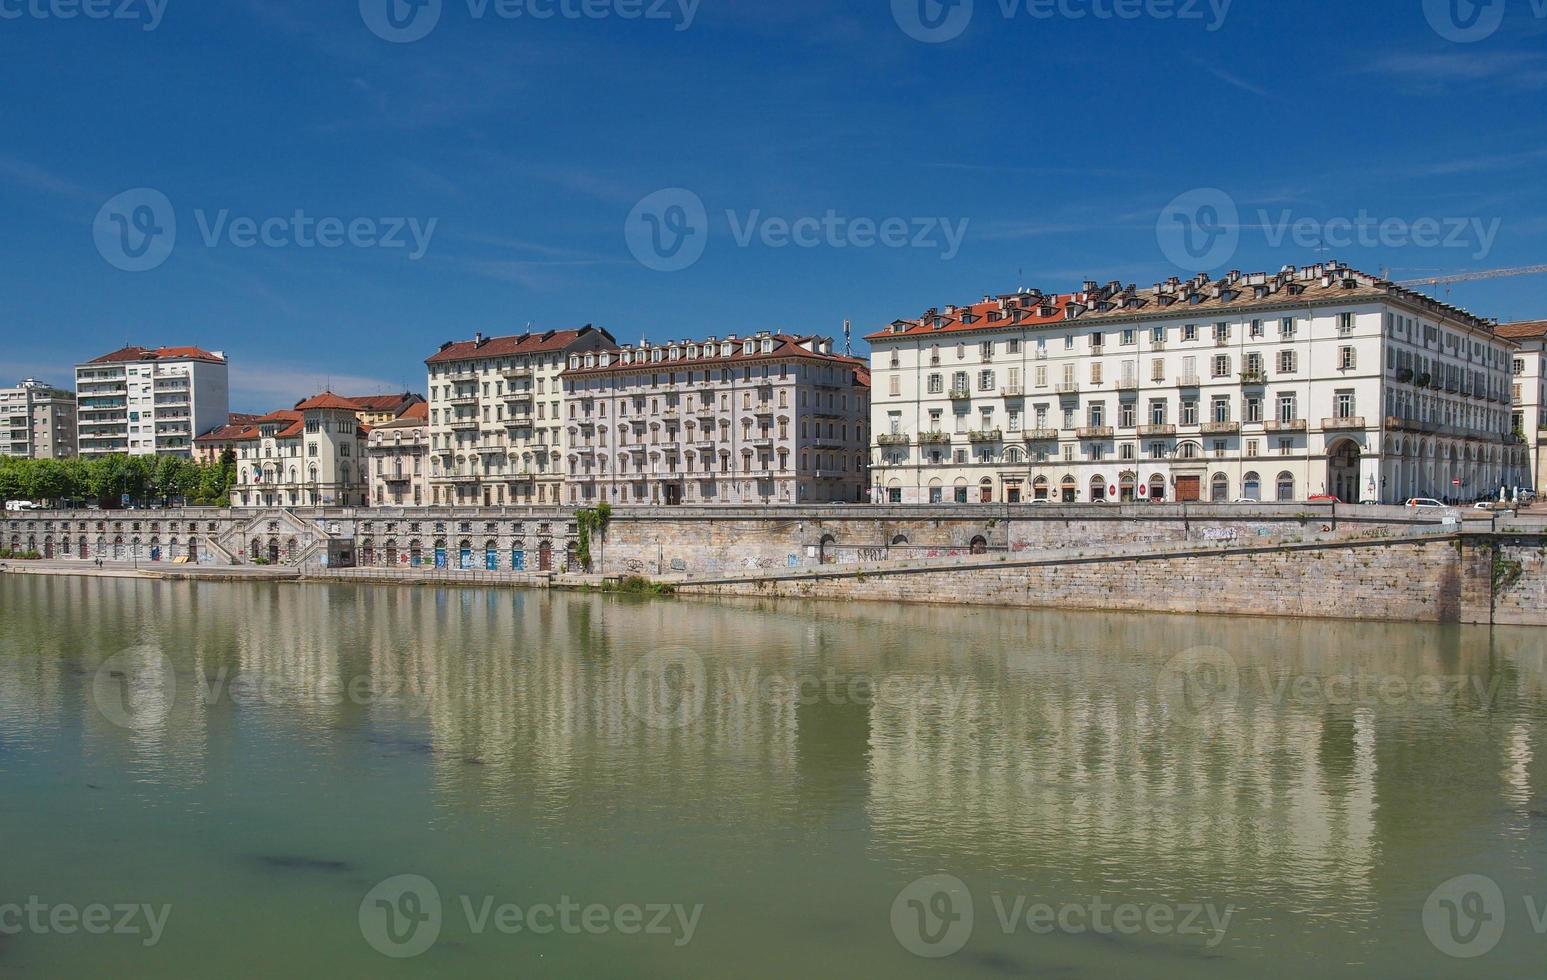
1;0;1544;412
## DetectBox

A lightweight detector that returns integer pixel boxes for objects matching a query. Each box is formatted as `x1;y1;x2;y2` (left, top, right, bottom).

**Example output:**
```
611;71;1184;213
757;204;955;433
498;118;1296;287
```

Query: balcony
948;386;971;400
504;416;534;429
382;473;411;484
447;369;478;382
449;420;481;432
1201;421;1240;435
1264;419;1308;432
1022;429;1059;441
1150;341;1166;351
503;390;533;403
876;434;911;447
1076;426;1114;439
1239;370;1267;384
917;431;952;445
1176;375;1201;387
1138;424;1176;437
447;394;479;407
1116;378;1139;391
1001;385;1024;398
1322;416;1367;431
502;366;534;381
1054;382;1081;395
967;429;1003;443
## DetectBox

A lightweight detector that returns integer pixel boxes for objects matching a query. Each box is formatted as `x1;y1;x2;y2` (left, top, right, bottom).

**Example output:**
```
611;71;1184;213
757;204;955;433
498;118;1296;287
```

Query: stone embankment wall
674;533;1532;626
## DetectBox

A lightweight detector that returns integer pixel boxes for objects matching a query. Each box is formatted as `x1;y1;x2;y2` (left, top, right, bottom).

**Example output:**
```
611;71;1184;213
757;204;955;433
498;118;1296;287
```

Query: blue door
150;547;161;562
485;549;498;570
460;548;473;569
434;548;447;568
512;550;526;572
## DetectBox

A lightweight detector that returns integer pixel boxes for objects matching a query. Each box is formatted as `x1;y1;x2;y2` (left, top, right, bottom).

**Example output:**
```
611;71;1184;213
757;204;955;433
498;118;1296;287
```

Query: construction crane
1387;264;1547;288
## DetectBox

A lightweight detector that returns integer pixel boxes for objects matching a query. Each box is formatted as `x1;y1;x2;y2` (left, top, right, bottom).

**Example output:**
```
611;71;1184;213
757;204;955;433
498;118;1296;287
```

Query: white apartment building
75;346;229;457
424;326;616;507
870;262;1525;506
367;402;430;507
230;394;370;508
560;332;871;506
1499;320;1547;492
1;379;77;459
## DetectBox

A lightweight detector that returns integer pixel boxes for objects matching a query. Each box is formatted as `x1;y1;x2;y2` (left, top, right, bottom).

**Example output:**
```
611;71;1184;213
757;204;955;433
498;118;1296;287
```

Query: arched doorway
362;542;375;566
1327;439;1361;503
250;538;262;562
409;539;424;567
268;539;281;564
818;534;837;565
969;535;988;555
1242;471;1261;502
538;540;553;572
1089;475;1107;502
1210;473;1229;502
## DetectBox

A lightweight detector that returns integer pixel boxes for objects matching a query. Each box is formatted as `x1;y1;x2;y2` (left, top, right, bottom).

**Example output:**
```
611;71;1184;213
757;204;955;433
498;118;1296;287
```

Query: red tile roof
1497;320;1547;340
344;392;425;413
195;421;259;444
86;345;226;365
293;392;363;411
425;326;615;365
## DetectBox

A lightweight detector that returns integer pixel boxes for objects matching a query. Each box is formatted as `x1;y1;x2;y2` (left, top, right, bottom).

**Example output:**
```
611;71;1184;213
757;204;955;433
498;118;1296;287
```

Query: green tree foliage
0;454;237;508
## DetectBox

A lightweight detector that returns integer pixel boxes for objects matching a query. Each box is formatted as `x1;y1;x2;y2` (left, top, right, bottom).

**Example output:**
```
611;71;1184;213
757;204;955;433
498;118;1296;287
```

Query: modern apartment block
229;393;370;508
367;401;430;507
0;379;77;459
560;332;871;506
1498;319;1547;492
424;326;616;507
869;262;1525;505
74;346;229;457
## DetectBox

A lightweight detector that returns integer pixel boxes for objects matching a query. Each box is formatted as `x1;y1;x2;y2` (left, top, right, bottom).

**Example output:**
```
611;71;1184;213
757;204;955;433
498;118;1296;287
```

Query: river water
0;574;1542;977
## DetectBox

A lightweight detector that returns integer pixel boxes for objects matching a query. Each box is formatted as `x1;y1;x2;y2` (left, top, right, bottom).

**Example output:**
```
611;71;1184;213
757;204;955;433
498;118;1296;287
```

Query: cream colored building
869;262;1525;506
367;402;430;507
560;332;870;506
1499;320;1547;493
231;393;370;508
424;326;615;507
1;379;77;459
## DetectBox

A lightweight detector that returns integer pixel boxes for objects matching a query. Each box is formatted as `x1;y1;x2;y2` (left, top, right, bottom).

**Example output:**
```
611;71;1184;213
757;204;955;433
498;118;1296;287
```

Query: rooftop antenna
844;320;852;357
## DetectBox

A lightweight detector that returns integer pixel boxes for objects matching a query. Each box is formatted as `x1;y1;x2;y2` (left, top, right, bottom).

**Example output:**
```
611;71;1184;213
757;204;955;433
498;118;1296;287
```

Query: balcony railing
449;420;481;431
967;429;1003;443
1138;424;1176;437
1239;370;1267;384
1322;416;1367;431
1116;378;1139;391
1264;419;1308;432
1201;421;1240;435
1054;382;1080;395
876;434;911;447
1001;385;1024;397
917;431;952;445
948;386;971;399
504;416;534;428
1022;429;1059;441
1176;375;1201;387
1076;426;1114;439
447;395;479;407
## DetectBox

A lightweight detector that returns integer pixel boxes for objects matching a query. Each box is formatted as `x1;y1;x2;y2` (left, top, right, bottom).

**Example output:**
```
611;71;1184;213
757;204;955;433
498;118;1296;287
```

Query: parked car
1406;498;1446;510
1308;495;1342;504
1359;499;1378;506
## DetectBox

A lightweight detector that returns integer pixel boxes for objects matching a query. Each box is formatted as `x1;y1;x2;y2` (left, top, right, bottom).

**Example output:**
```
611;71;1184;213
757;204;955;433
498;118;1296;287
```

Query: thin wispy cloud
1361;50;1547;92
0;153;94;202
231;360;413;411
1196;62;1272;99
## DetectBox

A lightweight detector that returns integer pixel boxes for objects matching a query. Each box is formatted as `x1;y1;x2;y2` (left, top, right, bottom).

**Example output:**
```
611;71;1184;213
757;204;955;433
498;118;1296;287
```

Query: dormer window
761;339;772;353
569;355;581;369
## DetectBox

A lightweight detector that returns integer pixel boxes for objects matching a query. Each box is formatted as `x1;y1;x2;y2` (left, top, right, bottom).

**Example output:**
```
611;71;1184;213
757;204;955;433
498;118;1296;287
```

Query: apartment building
424;326;616;507
560;332;871;506
869;262;1524;505
1498;319;1547;492
0;379;77;459
344;392;426;427
229;393;370;508
367;401;430;507
75;346;229;457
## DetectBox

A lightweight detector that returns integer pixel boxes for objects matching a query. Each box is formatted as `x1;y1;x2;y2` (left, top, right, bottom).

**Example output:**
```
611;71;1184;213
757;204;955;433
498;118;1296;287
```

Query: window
1245;396;1262;423
1211;397;1230;423
1149;401;1167;425
980;341;994;360
1213;321;1229;343
1090;362;1103;384
978;370;995;391
1121;329;1135;345
1183;324;1198;342
1181;400;1197;425
1119;402;1136;428
1335;391;1356;419
1280;317;1296;338
888;374;900;397
1151;326;1165;344
1151;358;1166;382
1250;319;1264;338
1338;312;1355;332
1278;394;1297;422
1089;403;1105;427
927;374;943;394
1212;354;1230;378
1278;350;1297;374
1276;472;1295;501
1338;346;1356;370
